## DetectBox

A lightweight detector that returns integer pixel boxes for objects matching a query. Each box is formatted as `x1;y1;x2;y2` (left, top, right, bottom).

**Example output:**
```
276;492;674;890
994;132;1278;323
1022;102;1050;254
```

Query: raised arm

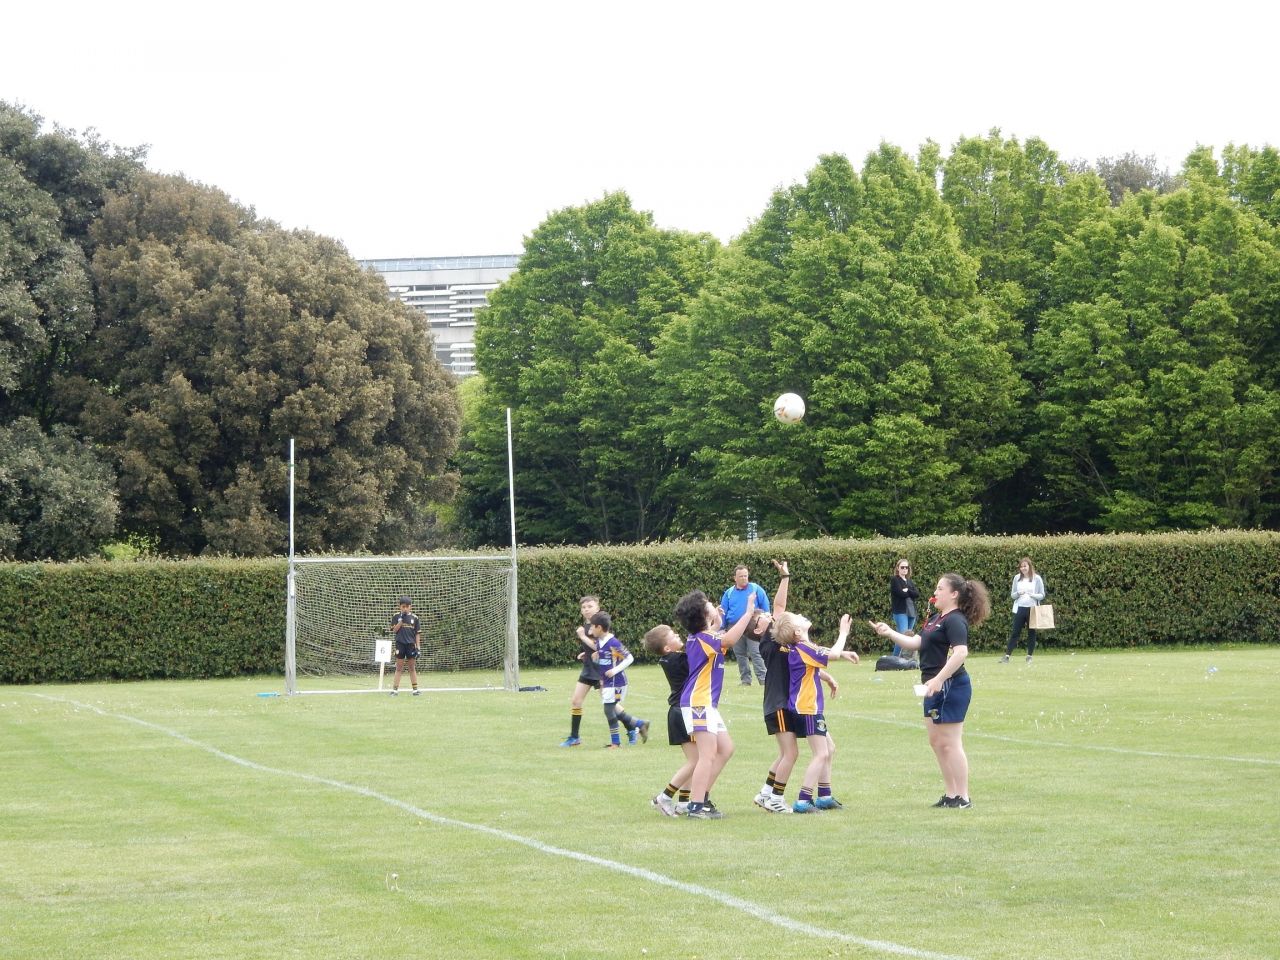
719;591;758;650
771;558;790;616
826;613;853;658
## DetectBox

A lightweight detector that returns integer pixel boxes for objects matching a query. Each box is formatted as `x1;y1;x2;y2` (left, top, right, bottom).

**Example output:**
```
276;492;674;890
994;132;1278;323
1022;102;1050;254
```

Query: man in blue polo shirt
720;564;770;686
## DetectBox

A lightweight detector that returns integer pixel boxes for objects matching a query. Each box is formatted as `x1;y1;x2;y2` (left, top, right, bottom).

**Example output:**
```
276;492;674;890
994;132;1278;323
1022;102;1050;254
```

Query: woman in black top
889;558;919;656
869;572;990;809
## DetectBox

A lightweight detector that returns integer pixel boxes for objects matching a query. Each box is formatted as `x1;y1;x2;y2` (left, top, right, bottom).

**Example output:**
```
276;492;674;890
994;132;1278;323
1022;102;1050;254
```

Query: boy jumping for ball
752;560;840;813
675;589;757;819
773;610;859;811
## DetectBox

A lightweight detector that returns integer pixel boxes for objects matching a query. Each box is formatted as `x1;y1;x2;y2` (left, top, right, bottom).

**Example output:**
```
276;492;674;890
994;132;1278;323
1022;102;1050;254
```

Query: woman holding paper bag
1001;557;1045;664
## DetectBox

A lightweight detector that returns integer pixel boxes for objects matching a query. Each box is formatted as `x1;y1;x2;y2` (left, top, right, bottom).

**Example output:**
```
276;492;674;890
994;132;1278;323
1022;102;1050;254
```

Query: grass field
2;648;1278;960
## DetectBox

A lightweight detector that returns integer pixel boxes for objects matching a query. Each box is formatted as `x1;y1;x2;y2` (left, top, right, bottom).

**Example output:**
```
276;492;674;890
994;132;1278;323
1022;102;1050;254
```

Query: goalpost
283;411;520;695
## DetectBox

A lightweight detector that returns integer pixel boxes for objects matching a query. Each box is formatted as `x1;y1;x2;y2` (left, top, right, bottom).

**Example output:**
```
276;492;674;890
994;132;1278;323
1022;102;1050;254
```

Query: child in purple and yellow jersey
749;559;838;813
773;611;859;813
589;611;649;748
673;589;757;819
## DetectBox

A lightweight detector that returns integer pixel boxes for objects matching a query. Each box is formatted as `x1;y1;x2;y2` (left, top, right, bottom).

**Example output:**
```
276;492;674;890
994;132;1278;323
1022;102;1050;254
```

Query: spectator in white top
1001;557;1046;663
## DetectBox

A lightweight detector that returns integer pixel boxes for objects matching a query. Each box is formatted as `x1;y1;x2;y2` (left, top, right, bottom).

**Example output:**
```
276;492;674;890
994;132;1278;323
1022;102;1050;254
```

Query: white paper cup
913;683;927;697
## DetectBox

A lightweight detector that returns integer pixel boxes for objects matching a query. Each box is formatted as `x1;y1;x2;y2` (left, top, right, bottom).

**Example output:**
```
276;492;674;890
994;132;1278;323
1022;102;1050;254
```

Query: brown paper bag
1030;604;1056;630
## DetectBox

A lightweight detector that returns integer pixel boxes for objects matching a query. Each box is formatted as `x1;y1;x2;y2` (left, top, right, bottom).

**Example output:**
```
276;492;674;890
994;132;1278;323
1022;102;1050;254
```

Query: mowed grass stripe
26;693;972;960
2;648;1276;960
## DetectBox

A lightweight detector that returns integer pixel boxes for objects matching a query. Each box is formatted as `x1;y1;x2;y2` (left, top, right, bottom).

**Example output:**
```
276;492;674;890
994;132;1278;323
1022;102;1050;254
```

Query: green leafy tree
60;172;460;555
1075;151;1184;205
461;192;719;545
0;417;118;559
1;102;140;425
655;150;1025;538
1029;165;1280;530
941;131;1071;293
1220;143;1280;231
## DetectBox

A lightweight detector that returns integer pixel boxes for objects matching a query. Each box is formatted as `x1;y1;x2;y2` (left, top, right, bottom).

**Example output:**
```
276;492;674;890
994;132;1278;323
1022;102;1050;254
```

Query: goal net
285;554;518;694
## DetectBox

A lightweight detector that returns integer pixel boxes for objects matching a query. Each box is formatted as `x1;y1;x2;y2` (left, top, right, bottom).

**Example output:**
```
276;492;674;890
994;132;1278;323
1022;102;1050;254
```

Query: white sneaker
753;790;772;809
759;794;793;814
674;801;690;816
651;793;677;817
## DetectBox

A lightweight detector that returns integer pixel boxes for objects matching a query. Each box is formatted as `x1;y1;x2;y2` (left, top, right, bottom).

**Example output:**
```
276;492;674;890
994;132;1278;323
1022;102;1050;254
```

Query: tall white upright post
504;408;520;691
284;438;298;695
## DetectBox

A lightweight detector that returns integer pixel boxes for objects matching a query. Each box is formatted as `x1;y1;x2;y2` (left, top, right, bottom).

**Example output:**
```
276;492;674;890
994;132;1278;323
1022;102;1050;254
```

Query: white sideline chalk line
34;694;971;960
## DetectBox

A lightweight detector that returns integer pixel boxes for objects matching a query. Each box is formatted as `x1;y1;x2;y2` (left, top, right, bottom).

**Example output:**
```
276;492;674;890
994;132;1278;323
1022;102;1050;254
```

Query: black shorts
764;708;809;738
576;671;601;689
395;642;420;660
794;713;828;738
666;705;691;746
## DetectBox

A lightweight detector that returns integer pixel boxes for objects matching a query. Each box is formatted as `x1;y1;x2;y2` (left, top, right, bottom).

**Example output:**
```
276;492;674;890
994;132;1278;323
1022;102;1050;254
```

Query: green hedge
2;531;1277;684
0;558;283;683
515;530;1280;665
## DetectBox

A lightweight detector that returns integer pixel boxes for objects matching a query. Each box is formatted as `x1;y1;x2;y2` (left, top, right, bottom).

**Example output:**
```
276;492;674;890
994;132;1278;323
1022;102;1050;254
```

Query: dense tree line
6;100;1276;556
462;131;1280;544
1;103;461;559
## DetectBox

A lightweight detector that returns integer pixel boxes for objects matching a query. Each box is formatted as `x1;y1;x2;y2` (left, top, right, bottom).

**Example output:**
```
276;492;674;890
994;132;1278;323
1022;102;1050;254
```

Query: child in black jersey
643;624;696;815
560;595;602;746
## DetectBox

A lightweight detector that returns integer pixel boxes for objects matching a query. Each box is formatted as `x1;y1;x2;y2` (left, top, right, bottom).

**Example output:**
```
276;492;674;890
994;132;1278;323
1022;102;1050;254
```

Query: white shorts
681;705;727;736
601;683;627;705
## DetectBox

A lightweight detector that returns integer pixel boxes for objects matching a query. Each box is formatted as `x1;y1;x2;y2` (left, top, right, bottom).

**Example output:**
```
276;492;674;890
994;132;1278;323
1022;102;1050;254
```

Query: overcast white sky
4;1;1276;260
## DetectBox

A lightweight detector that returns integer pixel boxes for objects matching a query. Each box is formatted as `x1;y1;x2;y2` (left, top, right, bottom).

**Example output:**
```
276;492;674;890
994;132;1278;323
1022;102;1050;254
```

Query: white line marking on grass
34;694;971;960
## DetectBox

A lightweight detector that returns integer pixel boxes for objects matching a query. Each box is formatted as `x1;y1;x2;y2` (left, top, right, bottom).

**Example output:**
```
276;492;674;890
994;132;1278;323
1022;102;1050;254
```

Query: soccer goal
285;553;519;694
283;415;521;695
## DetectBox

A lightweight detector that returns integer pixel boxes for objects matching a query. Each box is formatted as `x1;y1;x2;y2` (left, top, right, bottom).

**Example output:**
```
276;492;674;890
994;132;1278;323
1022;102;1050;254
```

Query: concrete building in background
358;254;519;378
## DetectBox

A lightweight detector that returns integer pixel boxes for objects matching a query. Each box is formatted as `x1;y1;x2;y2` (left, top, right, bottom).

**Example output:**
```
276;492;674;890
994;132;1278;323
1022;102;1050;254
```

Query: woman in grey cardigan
1001;557;1045;663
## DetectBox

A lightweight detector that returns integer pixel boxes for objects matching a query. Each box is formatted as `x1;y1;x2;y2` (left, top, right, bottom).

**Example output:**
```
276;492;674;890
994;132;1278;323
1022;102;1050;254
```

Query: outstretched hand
772;558;789;578
867;620;893;637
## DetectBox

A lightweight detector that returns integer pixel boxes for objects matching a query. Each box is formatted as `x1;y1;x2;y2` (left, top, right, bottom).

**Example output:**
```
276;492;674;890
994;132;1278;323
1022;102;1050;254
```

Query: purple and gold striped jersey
680;631;724;710
786;640;829;716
